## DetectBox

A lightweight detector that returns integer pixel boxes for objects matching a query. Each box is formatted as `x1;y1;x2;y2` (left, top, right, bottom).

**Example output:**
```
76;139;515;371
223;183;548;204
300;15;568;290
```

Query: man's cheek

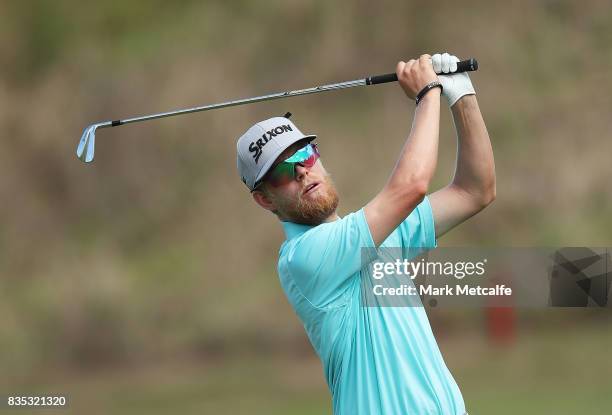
277;187;299;204
287;184;302;198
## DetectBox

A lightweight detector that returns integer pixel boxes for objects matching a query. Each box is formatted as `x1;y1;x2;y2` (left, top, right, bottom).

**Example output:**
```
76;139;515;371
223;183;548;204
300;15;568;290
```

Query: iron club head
76;122;111;163
76;125;96;163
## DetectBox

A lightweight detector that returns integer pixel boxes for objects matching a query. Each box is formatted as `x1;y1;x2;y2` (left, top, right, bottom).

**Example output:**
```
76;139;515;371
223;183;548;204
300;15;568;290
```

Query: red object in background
486;274;516;345
486;306;516;345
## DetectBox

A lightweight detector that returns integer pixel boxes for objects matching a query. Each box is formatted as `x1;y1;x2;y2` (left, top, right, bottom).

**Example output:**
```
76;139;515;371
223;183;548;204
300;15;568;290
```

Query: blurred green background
1;1;611;414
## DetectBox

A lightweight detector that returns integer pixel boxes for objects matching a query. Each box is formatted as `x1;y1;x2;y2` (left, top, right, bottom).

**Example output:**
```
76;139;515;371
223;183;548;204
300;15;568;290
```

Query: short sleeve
281;209;378;308
396;195;437;251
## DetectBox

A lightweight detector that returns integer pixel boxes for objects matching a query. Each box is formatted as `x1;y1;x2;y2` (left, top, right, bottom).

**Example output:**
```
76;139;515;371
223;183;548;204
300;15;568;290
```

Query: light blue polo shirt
278;197;466;415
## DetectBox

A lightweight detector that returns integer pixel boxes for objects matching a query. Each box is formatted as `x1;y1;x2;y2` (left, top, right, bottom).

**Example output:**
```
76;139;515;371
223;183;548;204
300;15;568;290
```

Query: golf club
76;58;478;163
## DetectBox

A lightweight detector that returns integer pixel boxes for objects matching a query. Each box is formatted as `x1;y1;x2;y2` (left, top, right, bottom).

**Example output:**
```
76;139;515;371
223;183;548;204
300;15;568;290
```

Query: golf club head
77;121;114;163
76;124;97;163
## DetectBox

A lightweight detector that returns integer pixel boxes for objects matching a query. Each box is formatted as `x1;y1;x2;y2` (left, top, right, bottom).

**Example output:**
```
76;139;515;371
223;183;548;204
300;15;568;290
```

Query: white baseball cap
237;114;316;191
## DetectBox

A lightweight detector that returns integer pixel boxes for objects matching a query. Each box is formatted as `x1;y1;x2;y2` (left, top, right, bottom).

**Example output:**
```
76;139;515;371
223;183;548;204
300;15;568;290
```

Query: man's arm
429;94;496;238
364;54;441;246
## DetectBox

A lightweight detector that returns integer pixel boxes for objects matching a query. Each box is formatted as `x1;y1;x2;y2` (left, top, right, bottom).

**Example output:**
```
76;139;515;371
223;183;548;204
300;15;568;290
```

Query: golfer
236;52;495;415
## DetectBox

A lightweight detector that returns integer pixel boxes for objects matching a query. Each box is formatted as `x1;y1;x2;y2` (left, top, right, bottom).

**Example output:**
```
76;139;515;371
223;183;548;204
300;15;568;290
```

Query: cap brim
252;134;317;189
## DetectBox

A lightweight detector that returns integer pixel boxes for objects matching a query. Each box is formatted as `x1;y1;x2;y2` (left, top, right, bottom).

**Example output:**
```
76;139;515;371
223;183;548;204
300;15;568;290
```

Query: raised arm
428;53;496;238
364;54;441;246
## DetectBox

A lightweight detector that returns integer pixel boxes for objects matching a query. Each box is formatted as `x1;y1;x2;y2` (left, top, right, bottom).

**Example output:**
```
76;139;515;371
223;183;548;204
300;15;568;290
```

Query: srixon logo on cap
249;124;293;163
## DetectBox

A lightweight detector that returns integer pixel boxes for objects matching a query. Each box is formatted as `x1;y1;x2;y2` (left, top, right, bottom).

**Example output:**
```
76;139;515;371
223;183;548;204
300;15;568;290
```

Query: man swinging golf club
236;52;495;415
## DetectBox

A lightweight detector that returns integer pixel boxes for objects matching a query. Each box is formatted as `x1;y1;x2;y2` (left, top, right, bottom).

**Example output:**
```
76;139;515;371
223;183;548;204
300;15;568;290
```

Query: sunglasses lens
268;162;295;187
266;143;320;187
303;152;318;167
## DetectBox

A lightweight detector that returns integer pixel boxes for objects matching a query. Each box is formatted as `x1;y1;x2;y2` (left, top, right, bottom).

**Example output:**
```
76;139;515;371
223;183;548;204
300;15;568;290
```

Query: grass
449;322;612;414
2;321;611;415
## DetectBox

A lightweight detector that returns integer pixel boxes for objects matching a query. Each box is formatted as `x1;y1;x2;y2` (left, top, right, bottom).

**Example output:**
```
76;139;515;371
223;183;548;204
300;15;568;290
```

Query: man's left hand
432;52;476;107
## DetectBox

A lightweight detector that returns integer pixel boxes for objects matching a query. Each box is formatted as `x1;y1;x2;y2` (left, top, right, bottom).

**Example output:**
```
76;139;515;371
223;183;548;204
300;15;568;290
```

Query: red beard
273;174;339;225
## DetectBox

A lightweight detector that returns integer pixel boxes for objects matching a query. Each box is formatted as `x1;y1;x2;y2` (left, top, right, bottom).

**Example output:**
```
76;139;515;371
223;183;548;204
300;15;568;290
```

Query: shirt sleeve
282;209;378;308
396;195;438;256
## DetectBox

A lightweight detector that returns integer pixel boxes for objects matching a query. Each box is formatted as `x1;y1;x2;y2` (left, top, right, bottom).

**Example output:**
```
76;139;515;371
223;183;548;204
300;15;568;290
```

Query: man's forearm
450;95;495;202
388;90;441;191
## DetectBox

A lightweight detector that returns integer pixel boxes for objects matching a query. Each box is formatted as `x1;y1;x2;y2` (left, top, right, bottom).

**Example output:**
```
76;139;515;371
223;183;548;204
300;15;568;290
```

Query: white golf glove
432;52;475;107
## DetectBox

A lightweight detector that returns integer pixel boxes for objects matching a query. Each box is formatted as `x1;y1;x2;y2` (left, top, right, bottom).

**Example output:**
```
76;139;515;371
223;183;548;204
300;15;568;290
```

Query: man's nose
295;163;309;182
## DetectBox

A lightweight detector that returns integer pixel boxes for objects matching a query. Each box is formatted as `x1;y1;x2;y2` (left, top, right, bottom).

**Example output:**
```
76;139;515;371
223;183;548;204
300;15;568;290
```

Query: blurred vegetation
1;0;611;413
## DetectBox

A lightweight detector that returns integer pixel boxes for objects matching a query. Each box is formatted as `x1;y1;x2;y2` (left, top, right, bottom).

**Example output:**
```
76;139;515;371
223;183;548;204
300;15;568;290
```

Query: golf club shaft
101;58;478;129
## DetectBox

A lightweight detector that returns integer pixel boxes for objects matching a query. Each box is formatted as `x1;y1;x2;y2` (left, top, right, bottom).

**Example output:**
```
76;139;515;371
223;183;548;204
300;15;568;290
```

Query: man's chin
284;187;339;225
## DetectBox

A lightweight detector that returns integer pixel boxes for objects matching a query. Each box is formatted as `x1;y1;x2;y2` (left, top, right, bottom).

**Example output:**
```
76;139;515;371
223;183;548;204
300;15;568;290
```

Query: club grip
366;58;478;85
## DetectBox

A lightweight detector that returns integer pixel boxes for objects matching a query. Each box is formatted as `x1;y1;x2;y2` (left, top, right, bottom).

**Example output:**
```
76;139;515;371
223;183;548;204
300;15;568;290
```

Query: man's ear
252;189;275;212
